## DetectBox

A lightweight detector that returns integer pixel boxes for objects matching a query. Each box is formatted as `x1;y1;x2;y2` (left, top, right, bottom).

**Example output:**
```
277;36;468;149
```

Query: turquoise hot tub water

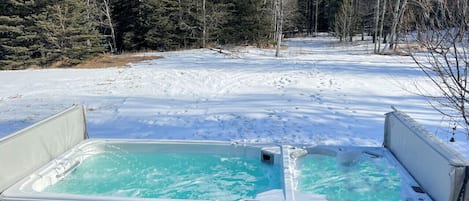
0;106;437;201
0;140;432;201
296;151;403;201
44;152;281;200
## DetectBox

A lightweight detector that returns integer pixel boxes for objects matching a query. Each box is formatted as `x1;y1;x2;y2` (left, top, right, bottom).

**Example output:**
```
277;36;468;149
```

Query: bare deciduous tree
374;0;381;53
335;0;352;42
275;0;284;57
386;0;408;51
101;0;117;53
377;0;387;52
202;0;206;48
314;0;319;36
410;0;469;139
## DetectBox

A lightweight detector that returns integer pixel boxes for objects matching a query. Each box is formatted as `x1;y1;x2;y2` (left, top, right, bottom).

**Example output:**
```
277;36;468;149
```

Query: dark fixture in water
261;151;274;164
412;186;425;194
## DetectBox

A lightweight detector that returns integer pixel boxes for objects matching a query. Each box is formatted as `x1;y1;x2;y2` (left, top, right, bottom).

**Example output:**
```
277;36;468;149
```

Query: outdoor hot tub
1;140;433;201
2;140;285;201
289;146;432;201
1;105;466;201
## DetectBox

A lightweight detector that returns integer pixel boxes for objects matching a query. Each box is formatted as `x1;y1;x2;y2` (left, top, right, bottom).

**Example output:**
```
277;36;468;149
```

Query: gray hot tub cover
384;109;469;201
0;106;87;193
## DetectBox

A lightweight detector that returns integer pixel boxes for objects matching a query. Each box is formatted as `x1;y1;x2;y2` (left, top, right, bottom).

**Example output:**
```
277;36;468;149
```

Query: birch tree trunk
314;0;319;37
202;0;206;48
387;0;407;51
390;0;399;49
348;0;354;42
307;0;312;35
103;0;117;53
378;0;386;53
275;0;283;57
374;0;380;53
273;0;278;41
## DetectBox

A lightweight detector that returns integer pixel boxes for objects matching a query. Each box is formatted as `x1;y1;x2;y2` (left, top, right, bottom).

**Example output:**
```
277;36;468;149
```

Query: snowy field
0;36;467;158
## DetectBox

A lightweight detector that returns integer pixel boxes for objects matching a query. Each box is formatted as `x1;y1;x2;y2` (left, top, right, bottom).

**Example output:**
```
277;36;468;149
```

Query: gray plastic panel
0;106;87;193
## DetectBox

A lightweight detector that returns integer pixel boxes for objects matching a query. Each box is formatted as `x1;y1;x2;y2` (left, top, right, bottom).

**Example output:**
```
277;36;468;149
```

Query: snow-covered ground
0;36;467;158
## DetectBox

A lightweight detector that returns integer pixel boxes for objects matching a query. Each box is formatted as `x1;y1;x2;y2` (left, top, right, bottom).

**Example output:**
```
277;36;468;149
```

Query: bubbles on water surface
45;152;281;201
297;154;402;201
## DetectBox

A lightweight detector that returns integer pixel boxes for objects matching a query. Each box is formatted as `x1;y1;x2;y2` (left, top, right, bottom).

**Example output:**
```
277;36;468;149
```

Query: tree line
1;0;286;70
0;0;349;70
0;0;465;70
0;0;304;69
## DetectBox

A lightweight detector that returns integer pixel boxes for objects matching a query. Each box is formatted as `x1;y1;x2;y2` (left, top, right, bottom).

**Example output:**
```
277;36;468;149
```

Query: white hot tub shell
0;106;452;201
2;139;289;201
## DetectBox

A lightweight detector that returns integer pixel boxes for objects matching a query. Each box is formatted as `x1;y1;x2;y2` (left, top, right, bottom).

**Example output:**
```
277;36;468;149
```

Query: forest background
0;0;421;70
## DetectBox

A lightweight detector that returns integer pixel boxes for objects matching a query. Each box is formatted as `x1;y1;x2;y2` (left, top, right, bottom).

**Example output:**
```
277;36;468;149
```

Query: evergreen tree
35;0;104;66
297;0;339;34
111;0;142;51
143;0;180;50
0;0;40;69
282;0;301;36
176;0;202;48
204;0;233;46
222;0;272;46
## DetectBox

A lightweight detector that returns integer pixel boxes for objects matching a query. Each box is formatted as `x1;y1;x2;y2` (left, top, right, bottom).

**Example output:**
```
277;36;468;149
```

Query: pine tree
176;0;233;48
110;0;141;51
35;0;104;66
222;0;272;46
0;0;40;69
203;0;233;46
176;0;202;49
143;0;180;50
